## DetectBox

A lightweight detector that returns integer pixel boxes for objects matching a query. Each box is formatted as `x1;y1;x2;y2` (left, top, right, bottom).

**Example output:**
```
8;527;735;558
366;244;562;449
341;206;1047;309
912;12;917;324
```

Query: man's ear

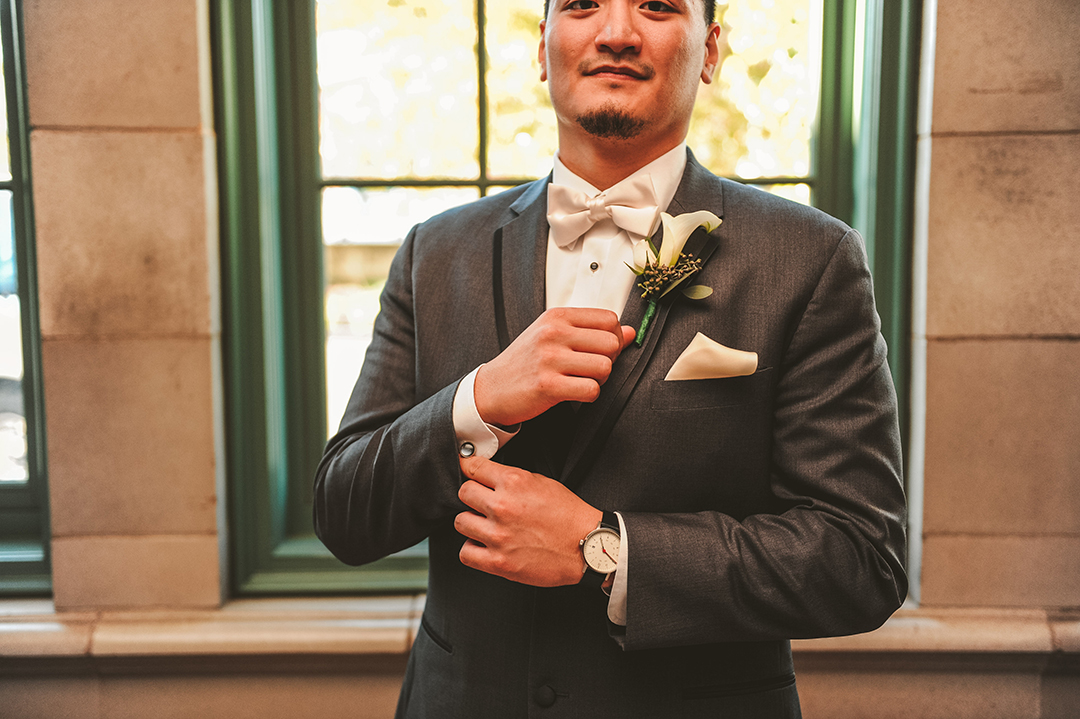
700;22;721;84
538;20;548;82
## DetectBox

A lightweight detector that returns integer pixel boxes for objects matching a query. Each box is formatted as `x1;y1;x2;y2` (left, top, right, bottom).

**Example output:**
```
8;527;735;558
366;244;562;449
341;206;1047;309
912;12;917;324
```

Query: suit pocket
401;614;459;718
419;614;453;655
681;671;796;700
650;367;774;411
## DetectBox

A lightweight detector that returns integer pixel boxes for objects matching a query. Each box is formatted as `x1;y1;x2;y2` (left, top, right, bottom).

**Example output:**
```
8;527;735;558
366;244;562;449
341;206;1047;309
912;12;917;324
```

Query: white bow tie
546;174;661;248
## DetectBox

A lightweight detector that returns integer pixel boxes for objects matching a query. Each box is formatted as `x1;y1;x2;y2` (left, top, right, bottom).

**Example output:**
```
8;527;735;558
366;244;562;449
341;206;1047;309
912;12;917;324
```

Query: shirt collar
551;143;688;214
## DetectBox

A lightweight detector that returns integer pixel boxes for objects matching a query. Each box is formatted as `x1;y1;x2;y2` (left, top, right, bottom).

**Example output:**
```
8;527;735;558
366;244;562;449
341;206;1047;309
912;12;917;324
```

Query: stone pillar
920;0;1080;608
25;0;223;610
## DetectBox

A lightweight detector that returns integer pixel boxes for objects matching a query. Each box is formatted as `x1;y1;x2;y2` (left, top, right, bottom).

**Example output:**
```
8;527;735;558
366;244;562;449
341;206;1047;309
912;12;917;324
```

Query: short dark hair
543;1;716;25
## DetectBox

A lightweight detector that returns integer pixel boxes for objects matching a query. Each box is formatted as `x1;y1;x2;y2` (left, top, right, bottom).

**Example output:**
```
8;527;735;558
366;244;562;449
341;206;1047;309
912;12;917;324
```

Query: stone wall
918;0;1080;610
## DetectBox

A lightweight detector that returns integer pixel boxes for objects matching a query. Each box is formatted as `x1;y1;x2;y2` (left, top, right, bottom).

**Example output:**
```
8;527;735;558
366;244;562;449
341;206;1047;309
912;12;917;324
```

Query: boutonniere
629;210;721;346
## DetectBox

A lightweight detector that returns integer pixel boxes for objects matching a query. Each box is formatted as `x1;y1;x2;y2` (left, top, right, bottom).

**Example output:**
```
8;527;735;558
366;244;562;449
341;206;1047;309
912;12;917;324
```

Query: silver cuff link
458;442;476;458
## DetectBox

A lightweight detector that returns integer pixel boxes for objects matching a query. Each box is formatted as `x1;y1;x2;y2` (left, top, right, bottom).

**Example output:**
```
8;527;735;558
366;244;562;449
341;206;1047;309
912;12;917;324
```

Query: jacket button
533;685;556;707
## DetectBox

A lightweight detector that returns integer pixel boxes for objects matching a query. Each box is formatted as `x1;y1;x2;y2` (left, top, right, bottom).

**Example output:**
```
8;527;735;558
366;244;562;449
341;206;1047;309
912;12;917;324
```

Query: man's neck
556;132;687;191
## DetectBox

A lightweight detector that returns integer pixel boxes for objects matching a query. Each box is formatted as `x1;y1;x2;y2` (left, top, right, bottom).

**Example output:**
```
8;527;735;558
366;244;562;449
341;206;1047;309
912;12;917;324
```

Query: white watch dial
582;528;620;574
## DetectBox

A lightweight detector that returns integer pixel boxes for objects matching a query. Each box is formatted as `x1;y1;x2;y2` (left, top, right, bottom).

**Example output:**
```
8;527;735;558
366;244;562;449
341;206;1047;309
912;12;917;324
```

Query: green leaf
681;285;713;300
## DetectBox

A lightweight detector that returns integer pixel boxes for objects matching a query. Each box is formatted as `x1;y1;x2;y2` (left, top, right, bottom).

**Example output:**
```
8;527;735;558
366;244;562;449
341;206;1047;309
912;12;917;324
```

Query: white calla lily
657;210;721;266
630;209;721;346
630;237;656;272
630;237;643;268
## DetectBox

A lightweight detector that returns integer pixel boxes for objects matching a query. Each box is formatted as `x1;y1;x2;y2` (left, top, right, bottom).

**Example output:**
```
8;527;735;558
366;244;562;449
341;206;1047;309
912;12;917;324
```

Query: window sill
792;604;1080;676
794;603;1080;654
0;595;424;674
1;598;1076;674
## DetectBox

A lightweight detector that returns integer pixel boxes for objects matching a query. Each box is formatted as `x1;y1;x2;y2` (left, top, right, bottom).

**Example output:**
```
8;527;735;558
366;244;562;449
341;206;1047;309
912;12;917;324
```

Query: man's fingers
562;324;621;355
541;354;612;390
547;324;637;389
459;455;499;487
457;478;492;515
560;323;628;361
458;523;512;578
474;308;630;426
550;306;623;333
458;538;493;572
547;307;627;358
454;458;601;587
454;510;492;543
459;457;529;504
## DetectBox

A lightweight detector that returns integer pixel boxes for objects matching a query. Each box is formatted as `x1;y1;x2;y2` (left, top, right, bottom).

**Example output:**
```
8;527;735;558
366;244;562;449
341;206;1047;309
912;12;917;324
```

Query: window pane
0;191;25;483
323;186;480;432
317;0;480;180
484;1;556;179
762;182;811;206
689;0;819;180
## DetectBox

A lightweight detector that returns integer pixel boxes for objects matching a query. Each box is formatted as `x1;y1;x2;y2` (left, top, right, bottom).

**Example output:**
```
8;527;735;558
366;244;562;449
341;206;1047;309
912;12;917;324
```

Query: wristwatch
579;512;621;589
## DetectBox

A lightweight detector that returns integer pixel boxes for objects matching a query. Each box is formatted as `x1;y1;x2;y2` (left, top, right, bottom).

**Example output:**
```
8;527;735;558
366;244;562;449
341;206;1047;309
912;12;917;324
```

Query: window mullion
812;0;858;222
271;0;328;544
477;0;489;195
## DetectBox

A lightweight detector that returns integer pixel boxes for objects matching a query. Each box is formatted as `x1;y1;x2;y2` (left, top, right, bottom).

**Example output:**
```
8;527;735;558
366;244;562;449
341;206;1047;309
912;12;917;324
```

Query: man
314;0;907;716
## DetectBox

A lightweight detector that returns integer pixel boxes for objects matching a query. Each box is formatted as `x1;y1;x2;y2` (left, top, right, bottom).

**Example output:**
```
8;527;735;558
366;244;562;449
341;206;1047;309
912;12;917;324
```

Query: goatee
576;107;646;140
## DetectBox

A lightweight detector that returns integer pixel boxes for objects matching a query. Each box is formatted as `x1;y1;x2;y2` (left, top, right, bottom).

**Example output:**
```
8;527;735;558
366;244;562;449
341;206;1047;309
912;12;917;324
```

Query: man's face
539;0;719;147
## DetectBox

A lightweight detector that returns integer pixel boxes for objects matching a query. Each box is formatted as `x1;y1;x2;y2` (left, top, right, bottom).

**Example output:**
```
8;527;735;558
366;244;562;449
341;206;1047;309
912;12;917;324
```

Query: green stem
635;300;657;347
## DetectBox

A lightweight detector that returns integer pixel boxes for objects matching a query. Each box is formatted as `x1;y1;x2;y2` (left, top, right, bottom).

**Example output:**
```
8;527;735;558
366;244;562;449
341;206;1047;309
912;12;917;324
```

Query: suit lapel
491;178;577;476
494;178;549;350
558;154;726;487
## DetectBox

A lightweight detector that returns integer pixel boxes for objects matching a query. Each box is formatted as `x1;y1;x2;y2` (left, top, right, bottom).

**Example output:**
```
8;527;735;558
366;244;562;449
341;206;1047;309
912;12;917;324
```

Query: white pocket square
664;332;758;381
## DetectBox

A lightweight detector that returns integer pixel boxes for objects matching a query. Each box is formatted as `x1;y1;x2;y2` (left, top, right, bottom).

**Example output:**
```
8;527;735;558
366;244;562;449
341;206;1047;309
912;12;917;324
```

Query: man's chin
575;108;646;141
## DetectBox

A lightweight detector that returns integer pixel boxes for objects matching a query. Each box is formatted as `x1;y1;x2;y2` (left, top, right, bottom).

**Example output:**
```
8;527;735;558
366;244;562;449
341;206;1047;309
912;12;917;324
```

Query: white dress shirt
452;143;688;625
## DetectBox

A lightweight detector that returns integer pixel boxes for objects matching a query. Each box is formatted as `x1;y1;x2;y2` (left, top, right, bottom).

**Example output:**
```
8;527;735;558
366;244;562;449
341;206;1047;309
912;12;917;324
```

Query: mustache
577;58;655;80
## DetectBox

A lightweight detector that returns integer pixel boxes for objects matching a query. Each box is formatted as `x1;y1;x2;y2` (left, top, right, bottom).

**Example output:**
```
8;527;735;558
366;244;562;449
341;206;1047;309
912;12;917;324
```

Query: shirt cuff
452;366;519;459
606;511;628;626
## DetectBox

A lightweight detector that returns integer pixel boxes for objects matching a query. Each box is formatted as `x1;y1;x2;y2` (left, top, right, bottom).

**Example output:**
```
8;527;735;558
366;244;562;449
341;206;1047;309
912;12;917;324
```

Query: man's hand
474;307;636;427
455;455;602;587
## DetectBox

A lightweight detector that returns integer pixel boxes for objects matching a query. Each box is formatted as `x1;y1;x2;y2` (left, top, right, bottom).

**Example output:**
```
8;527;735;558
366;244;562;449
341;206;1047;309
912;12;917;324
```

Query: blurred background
316;0;820;434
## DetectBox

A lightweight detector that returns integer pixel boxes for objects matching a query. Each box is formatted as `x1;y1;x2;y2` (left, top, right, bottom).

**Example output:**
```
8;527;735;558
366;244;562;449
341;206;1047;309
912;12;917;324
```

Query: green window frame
213;0;920;596
817;0;920;441
0;0;49;597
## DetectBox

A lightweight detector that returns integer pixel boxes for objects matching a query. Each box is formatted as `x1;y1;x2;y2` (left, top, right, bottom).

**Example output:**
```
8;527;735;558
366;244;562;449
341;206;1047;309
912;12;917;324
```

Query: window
0;0;49;596
317;0;823;429
214;0;919;595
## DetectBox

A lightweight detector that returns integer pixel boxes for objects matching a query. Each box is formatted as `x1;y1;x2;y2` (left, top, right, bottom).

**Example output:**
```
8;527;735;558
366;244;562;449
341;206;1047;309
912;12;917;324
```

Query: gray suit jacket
314;152;907;718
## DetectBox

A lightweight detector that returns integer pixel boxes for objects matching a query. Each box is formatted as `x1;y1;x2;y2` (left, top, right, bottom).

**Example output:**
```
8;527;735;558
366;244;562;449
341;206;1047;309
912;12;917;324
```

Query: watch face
582;528;620;574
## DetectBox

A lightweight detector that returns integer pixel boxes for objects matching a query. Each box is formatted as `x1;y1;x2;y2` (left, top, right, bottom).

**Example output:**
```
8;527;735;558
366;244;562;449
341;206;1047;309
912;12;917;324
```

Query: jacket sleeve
619;229;908;649
313;226;465;566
